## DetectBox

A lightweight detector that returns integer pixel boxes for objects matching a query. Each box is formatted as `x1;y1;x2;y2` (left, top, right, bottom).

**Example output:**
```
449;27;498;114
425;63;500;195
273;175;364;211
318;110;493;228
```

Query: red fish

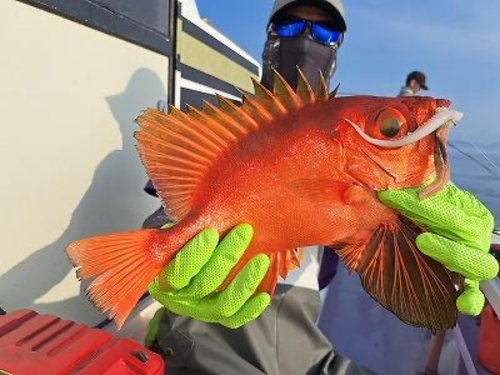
67;71;463;330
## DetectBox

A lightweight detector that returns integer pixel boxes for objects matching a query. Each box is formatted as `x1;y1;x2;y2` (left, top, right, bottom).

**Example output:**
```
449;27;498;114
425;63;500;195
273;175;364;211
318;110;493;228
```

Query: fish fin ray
216;94;260;131
136;71;318;221
330;83;341;98
251;77;288;117
66;229;165;329
201;100;250;136
272;69;303;109
137;104;244;221
296;68;316;104
239;92;275;123
316;71;329;101
336;217;460;330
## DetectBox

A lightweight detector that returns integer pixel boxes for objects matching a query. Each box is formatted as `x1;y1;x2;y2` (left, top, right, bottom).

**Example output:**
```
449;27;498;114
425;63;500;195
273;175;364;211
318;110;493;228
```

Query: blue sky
197;0;500;144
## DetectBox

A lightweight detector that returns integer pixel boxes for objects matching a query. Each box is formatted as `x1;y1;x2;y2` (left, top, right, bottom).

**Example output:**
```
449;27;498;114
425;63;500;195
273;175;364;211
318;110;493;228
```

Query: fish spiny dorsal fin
186;104;237;143
216;94;260;131
296;67;316;104
201;100;249;137
272;68;303;110
135;111;211;167
136;109;218;160
168;104;225;152
239;89;275;123
251;77;287;117
168;104;189;123
330;83;340;98
135;69;313;223
135;108;213;221
316;71;329;101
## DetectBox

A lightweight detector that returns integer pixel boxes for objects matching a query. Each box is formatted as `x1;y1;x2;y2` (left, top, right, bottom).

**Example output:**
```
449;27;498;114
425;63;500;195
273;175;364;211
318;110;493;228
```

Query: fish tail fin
335;216;461;331
66;229;169;329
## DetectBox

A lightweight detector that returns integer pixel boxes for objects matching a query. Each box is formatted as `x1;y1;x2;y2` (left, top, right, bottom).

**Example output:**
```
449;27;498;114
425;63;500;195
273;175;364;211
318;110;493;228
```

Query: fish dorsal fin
296;68;316;104
135;109;209;221
135;71;320;222
216;94;260;131
201;100;250;137
330;83;340;98
316;71;329;101
239;91;275;123
251;77;287;116
186;104;239;142
272;69;303;110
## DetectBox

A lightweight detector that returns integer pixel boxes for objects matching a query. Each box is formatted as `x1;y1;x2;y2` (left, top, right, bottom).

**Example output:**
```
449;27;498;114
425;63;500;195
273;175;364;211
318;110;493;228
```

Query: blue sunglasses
273;19;342;46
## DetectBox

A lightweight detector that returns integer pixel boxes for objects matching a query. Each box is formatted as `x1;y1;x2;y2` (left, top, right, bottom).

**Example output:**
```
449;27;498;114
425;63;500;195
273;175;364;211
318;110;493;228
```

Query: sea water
450;141;500;226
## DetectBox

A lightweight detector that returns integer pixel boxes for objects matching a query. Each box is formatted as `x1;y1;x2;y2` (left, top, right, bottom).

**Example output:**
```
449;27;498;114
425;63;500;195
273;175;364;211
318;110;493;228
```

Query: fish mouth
342;107;464;199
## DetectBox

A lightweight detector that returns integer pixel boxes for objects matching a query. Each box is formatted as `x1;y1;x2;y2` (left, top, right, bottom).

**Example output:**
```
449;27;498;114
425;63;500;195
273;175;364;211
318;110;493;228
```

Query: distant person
398;71;428;97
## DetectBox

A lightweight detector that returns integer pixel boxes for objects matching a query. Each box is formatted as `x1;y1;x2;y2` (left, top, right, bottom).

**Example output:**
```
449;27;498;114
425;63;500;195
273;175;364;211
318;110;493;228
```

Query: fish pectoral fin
289;179;350;205
336;216;461;331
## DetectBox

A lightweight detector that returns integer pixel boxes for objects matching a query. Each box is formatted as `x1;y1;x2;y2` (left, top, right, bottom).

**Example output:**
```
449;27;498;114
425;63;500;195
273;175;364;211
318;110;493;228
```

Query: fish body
67;72;462;330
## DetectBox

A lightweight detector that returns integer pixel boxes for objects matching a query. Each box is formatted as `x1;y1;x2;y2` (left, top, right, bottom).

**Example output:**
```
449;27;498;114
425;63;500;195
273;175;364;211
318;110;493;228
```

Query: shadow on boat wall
1;0;260;328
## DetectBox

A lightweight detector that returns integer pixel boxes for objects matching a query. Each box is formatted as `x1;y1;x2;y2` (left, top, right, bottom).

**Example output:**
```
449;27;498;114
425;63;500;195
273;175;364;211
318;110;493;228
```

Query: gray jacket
398;86;414;97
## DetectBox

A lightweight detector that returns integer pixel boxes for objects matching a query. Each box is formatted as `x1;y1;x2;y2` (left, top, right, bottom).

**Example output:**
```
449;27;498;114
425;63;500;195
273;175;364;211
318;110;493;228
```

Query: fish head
327;95;462;194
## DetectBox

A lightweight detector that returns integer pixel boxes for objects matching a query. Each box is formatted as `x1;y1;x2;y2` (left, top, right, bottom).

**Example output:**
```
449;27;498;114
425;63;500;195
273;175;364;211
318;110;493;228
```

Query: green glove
379;182;499;316
144;307;165;348
148;223;271;329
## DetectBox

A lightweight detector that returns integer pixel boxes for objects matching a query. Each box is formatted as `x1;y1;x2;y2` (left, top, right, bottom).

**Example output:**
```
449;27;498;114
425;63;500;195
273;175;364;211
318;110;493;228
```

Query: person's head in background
402;71;429;96
262;0;346;92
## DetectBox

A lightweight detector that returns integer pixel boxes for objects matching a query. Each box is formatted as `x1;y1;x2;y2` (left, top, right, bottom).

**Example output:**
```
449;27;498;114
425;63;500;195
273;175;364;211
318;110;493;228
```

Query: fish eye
365;107;408;141
379;117;401;138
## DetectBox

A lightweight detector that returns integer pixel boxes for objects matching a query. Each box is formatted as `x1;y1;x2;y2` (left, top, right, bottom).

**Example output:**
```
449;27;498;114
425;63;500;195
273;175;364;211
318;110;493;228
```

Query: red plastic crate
478;304;500;375
0;310;164;375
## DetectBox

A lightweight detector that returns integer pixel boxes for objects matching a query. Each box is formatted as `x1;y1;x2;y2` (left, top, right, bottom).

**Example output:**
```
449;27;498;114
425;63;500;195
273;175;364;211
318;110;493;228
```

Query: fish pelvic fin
335;216;461;331
134;70;330;222
66;229;168;329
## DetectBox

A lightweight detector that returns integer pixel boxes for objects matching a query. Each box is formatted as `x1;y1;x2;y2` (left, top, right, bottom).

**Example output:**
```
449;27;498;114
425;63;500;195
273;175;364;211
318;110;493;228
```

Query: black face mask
261;33;338;92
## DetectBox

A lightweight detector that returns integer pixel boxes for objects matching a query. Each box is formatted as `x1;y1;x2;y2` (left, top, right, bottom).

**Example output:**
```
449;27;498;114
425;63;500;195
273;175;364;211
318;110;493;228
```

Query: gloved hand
148;223;271;329
379;182;499;316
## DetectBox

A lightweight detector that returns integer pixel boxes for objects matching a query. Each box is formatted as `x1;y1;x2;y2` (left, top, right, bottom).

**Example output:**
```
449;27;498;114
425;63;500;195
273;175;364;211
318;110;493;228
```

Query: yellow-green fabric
379;182;499;316
148;224;271;329
144;308;165;348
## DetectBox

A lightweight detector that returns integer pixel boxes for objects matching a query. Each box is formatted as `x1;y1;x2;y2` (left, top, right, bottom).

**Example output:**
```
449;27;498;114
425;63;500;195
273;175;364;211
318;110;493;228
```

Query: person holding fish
66;1;499;374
